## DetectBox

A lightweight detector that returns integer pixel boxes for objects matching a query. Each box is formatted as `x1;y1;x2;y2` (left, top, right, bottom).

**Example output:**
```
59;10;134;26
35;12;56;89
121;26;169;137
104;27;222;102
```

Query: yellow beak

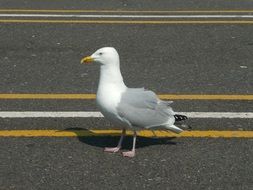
80;56;94;64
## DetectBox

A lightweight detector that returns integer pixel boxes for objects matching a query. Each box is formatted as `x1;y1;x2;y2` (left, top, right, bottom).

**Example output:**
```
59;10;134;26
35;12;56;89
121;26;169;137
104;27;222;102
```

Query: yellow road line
0;94;252;100
1;9;253;13
0;94;96;100
1;20;253;24
158;94;253;100
0;130;252;138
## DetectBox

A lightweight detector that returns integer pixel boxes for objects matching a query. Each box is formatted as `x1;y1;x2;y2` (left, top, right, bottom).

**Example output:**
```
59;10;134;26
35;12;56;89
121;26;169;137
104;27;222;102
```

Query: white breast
96;84;122;113
95;57;127;126
96;83;127;125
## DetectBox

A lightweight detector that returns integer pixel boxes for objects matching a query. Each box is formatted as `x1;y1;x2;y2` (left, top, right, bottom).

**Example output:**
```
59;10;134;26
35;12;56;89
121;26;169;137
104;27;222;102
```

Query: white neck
95;54;127;119
97;63;127;92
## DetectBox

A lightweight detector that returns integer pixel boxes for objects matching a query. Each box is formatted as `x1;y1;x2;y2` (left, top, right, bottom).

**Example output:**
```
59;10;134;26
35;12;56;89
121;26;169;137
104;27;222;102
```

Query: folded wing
116;88;177;130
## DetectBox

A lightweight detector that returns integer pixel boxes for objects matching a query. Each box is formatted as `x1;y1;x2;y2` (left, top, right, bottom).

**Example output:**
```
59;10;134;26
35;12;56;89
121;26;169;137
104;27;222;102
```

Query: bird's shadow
64;127;177;150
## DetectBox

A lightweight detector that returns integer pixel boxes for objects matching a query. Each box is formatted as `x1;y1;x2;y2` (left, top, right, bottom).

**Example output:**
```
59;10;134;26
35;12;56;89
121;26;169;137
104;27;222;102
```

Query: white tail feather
165;124;183;134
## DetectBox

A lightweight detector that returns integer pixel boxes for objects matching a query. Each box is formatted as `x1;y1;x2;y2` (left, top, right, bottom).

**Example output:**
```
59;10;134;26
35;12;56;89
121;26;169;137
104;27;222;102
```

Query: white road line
1;14;253;18
0;111;252;118
0;111;103;118
178;112;253;118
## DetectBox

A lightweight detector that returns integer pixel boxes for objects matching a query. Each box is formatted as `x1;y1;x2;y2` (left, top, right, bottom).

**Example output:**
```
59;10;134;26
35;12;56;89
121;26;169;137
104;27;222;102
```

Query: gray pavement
0;24;252;93
1;137;253;190
0;0;253;10
0;2;253;190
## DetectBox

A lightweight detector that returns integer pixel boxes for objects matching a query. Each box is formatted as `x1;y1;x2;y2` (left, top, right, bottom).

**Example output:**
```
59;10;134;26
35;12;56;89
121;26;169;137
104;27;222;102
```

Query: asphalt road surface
0;1;253;190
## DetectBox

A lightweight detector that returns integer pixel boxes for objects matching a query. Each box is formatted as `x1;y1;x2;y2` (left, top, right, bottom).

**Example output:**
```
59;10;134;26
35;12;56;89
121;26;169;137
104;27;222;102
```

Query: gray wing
116;88;175;128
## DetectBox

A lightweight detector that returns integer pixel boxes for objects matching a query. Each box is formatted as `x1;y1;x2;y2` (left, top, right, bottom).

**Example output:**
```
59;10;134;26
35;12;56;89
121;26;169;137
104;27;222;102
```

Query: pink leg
104;129;126;153
122;131;137;158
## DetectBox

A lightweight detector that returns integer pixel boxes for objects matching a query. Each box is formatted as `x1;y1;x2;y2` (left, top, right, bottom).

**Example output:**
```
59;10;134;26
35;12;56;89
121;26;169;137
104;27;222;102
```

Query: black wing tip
174;114;188;121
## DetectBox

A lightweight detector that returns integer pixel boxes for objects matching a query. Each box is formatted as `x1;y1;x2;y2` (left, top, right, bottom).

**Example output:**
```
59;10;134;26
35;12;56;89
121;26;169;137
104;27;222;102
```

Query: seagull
81;47;187;157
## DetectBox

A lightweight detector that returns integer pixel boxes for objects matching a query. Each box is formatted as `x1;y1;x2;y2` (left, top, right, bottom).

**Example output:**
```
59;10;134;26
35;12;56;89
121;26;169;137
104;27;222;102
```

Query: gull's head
81;47;119;66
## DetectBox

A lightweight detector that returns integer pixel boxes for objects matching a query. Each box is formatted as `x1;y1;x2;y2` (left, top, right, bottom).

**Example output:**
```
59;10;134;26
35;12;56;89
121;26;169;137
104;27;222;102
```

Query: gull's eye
99;52;103;56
